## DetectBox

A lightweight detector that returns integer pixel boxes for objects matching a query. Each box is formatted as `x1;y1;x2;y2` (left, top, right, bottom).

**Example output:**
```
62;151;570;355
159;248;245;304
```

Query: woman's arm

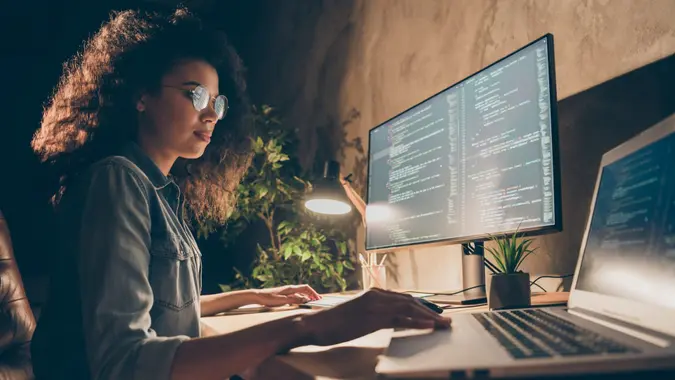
173;288;452;380
200;285;322;317
171;314;311;380
199;290;258;317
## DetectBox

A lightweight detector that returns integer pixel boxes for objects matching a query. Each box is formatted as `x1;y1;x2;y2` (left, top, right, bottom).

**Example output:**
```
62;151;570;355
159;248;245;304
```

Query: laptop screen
575;131;675;310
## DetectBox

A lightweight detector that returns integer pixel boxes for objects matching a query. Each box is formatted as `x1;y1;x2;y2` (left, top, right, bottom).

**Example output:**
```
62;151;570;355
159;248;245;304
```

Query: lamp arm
339;177;366;225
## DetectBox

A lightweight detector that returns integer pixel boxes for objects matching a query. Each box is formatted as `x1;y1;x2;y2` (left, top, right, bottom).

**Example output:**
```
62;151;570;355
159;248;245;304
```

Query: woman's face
137;59;220;160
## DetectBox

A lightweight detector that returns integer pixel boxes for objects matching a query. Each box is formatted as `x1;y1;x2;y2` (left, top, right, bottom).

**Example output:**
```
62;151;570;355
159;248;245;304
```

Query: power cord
531;282;548;293
530;274;574;292
404;284;486;298
403;274;574;299
432;284;486;296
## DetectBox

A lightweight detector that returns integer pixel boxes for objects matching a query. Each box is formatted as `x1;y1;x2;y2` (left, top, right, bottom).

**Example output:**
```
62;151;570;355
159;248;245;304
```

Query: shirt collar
118;142;173;190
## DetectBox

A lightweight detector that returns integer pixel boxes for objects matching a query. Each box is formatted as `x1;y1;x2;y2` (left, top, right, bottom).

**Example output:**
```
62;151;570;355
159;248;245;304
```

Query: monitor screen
575;129;675;310
366;34;561;251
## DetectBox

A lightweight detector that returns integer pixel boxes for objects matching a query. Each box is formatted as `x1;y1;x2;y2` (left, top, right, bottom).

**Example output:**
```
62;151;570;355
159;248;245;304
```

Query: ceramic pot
488;272;531;310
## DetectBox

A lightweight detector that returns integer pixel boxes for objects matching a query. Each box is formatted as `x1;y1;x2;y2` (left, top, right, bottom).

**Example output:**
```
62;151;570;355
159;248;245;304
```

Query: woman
30;7;450;380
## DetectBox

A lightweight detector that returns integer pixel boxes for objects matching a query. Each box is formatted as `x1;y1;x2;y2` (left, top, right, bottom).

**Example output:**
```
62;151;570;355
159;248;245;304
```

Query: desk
200;292;568;379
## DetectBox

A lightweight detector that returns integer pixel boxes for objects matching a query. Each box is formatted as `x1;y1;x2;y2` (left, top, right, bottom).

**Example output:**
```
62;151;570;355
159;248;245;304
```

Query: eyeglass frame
162;83;229;120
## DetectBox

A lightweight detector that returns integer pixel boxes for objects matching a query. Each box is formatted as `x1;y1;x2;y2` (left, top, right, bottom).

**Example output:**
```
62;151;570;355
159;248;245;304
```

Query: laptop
376;113;675;379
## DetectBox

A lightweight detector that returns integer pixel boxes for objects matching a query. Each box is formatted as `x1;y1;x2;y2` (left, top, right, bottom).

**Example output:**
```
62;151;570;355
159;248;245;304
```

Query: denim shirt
32;142;202;380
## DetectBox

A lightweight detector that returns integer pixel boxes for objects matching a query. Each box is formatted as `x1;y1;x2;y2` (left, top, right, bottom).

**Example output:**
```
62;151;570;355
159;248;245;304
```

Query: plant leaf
337;241;347;255
516;239;532;268
283;245;293;259
516;245;537;271
301;251;312;262
495;237;509;272
256;186;268;199
485;246;506;273
277;221;288;232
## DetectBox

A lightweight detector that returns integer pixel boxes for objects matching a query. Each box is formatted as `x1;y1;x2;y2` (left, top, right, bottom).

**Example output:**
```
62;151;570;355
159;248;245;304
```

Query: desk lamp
304;160;386;289
304;161;354;216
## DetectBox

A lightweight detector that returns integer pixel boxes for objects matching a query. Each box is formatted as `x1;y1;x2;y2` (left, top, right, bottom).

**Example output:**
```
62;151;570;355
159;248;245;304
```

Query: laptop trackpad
377;314;511;375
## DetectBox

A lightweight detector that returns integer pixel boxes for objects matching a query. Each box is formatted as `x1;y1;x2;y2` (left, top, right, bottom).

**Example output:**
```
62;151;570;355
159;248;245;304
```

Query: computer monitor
365;34;561;252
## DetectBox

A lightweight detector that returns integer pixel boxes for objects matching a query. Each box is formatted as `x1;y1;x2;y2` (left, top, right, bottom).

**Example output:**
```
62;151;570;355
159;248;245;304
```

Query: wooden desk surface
200;292;569;379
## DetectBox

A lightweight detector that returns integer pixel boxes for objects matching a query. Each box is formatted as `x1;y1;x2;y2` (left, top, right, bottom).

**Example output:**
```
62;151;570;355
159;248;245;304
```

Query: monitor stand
429;241;488;305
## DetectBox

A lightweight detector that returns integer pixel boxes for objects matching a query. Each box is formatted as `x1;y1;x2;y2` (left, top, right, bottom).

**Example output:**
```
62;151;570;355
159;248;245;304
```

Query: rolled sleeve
77;162;187;380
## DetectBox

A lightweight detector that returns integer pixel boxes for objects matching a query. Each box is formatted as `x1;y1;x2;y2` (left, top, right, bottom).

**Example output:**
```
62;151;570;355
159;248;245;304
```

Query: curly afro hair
31;6;253;225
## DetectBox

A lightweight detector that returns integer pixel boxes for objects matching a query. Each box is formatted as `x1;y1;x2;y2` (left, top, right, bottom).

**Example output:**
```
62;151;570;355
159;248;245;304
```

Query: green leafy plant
484;226;538;274
201;105;357;293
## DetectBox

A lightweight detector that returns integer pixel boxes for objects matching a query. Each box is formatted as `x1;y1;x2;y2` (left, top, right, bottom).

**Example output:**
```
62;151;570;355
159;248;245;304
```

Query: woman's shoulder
79;155;154;193
56;154;155;218
90;154;144;174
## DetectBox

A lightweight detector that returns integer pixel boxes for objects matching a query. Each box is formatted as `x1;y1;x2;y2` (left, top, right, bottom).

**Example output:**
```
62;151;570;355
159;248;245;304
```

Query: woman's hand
253;284;322;307
299;288;451;346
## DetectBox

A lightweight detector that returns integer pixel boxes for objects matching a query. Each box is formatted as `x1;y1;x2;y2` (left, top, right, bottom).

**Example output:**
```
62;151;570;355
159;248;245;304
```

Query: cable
404;274;574;297
531;282;548;293
529;274;574;292
408;284;486;297
531;274;574;284
441;303;486;310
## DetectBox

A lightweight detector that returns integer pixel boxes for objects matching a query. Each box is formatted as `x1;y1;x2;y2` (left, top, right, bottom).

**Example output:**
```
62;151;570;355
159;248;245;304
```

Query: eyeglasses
163;84;229;120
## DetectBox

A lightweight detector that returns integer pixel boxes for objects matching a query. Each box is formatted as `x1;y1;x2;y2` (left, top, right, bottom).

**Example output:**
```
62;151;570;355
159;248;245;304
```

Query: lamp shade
304;161;353;215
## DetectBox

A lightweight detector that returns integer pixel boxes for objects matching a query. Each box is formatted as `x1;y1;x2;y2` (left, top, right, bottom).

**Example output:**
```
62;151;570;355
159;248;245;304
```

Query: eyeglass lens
192;85;228;119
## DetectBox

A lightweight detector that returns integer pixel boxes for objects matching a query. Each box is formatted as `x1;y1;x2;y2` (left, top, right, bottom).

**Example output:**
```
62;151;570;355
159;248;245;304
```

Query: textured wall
247;0;675;290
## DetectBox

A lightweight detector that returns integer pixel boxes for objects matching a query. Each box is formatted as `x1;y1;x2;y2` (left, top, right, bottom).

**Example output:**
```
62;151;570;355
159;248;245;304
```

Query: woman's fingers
380;290;449;322
260;293;308;306
367;293;450;329
394;298;446;321
295;285;322;300
392;316;436;329
281;285;321;300
288;293;310;303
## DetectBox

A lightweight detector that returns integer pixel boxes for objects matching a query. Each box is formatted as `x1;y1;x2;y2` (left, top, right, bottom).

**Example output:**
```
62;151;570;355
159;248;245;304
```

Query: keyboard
473;309;640;359
301;295;353;308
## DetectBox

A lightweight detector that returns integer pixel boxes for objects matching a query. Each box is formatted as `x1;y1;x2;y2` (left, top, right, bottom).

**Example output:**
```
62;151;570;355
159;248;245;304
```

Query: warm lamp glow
305;199;352;215
365;204;393;222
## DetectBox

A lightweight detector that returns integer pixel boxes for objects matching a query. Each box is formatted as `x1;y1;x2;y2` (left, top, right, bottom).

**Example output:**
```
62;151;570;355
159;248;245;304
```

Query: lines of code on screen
366;38;556;250
575;131;675;309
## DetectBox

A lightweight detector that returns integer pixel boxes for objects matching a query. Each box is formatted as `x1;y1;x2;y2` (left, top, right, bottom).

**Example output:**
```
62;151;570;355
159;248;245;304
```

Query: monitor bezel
364;33;562;252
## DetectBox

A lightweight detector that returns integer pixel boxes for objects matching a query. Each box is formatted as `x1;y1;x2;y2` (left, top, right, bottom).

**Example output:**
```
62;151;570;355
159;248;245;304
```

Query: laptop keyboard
473;309;640;359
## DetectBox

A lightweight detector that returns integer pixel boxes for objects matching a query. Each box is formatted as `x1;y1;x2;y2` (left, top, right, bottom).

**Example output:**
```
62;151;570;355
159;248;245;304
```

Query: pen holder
361;264;387;290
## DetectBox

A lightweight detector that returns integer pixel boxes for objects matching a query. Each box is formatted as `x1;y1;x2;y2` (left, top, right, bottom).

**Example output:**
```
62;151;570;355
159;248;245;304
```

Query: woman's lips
194;131;211;142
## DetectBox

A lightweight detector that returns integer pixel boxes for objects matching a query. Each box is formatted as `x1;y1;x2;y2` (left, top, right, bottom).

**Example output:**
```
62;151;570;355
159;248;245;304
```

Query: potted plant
484;227;538;310
195;105;357;294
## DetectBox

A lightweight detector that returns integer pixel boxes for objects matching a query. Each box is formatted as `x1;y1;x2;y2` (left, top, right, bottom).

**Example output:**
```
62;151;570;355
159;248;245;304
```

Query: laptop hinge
568;307;672;348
